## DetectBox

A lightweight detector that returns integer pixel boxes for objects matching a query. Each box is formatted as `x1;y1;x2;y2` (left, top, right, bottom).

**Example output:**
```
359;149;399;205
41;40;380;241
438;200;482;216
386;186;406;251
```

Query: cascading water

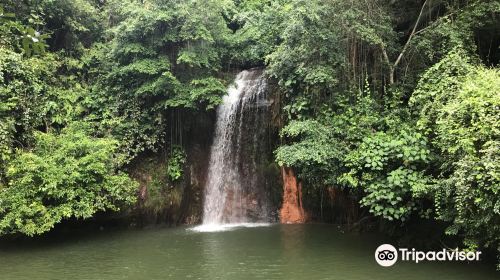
194;69;273;231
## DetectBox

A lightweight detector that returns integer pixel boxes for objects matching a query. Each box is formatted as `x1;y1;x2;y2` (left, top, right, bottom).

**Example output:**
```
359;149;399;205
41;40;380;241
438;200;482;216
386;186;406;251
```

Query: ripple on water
188;223;272;233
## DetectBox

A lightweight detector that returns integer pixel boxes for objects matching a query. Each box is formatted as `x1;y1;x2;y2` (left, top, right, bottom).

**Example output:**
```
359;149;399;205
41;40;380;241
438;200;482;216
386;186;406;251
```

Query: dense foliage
0;124;137;235
268;0;499;264
85;0;230;158
0;0;499;267
411;50;500;258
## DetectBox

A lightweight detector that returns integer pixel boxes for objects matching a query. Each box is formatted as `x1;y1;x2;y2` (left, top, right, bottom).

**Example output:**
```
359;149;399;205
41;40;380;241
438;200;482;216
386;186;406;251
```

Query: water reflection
0;225;498;280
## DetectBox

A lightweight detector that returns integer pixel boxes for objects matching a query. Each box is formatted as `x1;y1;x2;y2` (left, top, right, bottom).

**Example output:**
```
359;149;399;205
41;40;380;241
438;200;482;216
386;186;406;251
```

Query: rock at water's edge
280;167;306;223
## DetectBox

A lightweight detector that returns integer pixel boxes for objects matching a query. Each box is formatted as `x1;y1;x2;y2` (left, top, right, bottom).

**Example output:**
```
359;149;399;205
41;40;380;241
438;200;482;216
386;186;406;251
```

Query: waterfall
197;69;272;230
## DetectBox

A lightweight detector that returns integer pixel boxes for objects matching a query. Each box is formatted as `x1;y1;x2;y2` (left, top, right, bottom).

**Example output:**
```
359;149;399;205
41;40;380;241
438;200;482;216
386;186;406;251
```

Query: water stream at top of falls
196;69;272;231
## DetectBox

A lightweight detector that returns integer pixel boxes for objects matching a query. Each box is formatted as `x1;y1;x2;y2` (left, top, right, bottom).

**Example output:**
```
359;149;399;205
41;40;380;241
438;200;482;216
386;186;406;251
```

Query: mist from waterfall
195;69;272;231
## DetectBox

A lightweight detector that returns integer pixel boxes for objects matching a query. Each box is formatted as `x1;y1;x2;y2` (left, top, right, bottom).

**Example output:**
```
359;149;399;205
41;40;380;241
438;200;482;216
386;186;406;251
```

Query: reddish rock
280;167;306;223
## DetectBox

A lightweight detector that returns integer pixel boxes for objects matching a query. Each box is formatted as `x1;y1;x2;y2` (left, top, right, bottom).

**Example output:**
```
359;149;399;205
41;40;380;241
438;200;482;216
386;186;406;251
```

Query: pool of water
0;224;497;279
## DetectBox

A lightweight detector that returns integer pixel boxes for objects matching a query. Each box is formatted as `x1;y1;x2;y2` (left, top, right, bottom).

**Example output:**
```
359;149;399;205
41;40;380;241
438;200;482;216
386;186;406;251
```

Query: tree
85;0;231;159
0;123;138;236
411;49;500;261
0;4;48;56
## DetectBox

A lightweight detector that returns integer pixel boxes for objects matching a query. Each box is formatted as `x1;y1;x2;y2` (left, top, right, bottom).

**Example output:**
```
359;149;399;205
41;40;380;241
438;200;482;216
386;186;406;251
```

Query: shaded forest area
0;0;499;267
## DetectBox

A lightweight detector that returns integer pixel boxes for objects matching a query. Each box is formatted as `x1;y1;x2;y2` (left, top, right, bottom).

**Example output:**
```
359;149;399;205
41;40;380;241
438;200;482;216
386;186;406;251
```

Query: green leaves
411;50;500;256
0;49;47;181
89;0;231;158
19;26;49;57
282;97;310;120
0;123;138;236
343;127;433;221
188;77;226;110
276;119;338;167
166;146;187;182
0;5;48;57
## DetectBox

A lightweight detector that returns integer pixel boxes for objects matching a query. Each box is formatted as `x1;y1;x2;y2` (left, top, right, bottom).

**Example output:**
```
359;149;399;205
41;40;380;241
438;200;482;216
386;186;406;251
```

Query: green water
0;224;497;280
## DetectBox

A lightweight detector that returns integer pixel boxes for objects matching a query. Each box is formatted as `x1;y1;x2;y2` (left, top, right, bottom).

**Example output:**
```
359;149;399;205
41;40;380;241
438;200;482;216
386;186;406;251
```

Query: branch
380;45;391;70
393;0;429;70
380;43;394;85
413;11;456;37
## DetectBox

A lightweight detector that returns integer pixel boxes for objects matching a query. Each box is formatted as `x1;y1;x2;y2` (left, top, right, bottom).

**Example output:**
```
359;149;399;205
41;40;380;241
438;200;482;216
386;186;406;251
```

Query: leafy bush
0;123;138;236
167;146;187;182
275;87;384;187
342;129;432;221
411;51;500;258
0;48;48;182
0;48;86;183
85;0;230;159
0;4;48;56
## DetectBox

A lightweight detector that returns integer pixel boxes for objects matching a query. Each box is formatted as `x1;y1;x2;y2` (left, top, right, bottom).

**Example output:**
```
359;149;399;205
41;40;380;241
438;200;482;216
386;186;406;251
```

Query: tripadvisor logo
375;244;398;267
374;244;481;267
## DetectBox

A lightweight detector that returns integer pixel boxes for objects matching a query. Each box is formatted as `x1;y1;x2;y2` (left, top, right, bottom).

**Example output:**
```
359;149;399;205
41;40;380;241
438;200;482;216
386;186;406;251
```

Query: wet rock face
280;167;306;224
127;109;215;226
